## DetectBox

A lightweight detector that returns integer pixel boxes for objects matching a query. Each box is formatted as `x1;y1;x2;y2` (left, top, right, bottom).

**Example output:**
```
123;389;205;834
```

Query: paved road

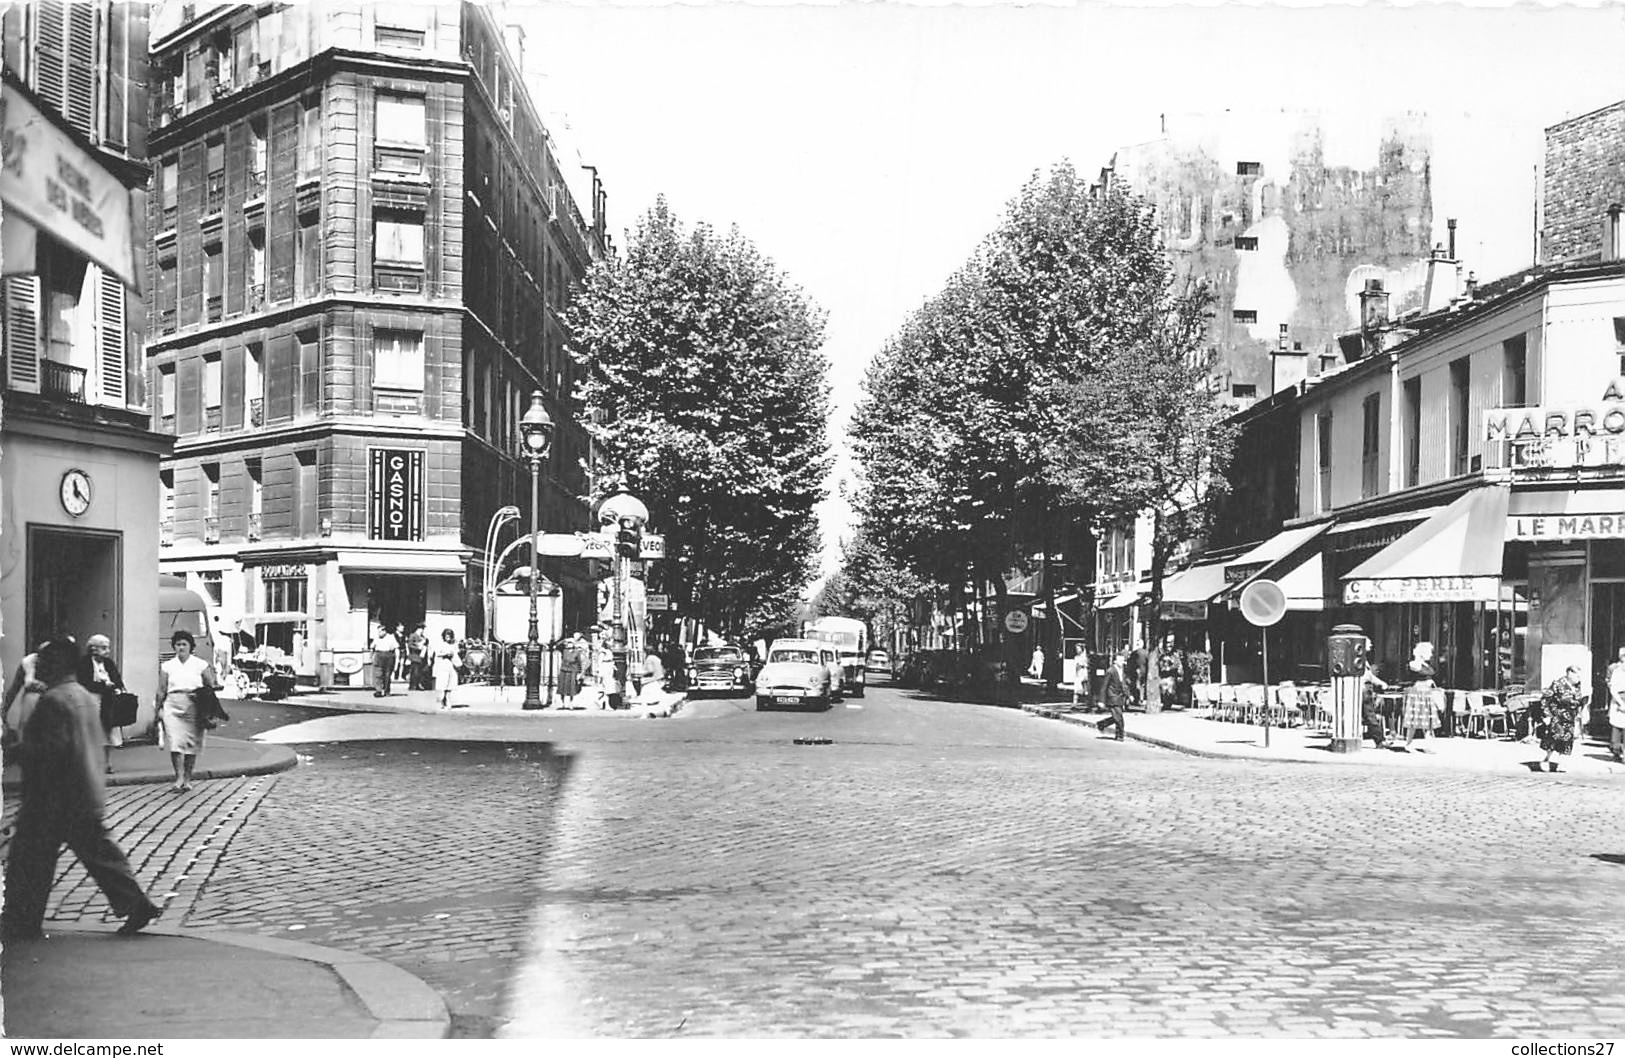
28;685;1625;1038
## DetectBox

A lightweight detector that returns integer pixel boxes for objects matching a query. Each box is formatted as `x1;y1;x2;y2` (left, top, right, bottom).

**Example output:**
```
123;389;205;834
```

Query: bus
802;616;868;698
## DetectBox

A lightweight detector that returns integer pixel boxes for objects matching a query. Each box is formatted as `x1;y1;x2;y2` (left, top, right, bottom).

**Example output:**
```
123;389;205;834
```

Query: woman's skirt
433;659;460;693
159;694;203;754
559;669;581;697
1402;688;1438;731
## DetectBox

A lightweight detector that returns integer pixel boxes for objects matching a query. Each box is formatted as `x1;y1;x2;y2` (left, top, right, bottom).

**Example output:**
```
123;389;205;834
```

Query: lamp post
518;391;555;710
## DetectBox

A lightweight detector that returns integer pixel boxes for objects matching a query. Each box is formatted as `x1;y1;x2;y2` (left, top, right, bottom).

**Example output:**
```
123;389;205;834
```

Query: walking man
1608;646;1625;763
1096;649;1129;741
1;637;161;940
372;624;399;698
407;625;430;691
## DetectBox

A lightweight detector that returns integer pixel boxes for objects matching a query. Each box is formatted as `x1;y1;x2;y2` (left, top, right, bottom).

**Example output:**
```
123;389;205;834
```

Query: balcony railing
204;516;221;544
247;512;262;541
206;172;225;215
204;406;222;432
161;308;177;333
206;293;223;321
42;360;87;403
248;397;264;427
247;283;265;312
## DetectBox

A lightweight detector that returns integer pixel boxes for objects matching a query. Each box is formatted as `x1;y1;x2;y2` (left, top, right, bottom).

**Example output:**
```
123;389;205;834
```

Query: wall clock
60;469;93;517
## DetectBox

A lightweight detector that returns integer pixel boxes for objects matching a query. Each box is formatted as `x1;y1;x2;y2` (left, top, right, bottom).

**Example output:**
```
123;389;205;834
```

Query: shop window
264;575;307;613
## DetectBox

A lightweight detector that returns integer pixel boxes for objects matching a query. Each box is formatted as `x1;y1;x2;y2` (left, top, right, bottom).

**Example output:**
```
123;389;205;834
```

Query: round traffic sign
1004;610;1030;634
1239;579;1287;627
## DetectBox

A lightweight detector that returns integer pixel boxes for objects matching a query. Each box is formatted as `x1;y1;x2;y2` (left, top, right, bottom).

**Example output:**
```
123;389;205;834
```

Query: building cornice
1;393;174;456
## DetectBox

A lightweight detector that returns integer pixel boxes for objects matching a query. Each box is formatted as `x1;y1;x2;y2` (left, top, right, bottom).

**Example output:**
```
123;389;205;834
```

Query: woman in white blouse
155;631;221;793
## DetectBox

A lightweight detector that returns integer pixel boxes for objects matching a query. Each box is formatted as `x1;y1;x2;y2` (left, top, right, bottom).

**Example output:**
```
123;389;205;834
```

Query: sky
509;0;1625;574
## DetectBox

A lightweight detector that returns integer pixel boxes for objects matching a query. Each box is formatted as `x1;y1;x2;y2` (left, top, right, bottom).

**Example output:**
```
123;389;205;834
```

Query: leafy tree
567;199;832;640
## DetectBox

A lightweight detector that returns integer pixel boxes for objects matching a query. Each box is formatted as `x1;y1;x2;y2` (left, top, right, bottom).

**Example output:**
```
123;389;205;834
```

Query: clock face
60;469;92;517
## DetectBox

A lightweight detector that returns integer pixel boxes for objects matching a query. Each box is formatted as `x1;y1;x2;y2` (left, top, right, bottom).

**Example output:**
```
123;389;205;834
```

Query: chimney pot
1447;218;1458;259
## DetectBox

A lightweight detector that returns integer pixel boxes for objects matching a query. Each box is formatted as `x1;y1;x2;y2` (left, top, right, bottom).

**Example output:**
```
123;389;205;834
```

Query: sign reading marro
1483;380;1625;469
368;449;424;541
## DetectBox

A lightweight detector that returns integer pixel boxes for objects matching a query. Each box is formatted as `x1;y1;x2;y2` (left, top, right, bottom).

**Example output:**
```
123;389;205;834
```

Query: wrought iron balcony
248;397;264;427
42;361;87;403
247;283;266;312
206;293;223;322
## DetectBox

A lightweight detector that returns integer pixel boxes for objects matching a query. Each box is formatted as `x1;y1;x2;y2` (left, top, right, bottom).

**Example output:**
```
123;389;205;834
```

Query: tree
566;199;832;641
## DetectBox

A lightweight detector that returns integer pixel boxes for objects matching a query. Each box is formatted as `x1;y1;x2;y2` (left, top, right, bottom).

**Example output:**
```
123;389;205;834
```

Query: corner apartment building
146;1;608;688
1139;100;1625;728
1;2;169;712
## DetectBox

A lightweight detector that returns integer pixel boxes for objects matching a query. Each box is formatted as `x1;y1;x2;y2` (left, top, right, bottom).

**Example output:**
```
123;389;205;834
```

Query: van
158;574;215;665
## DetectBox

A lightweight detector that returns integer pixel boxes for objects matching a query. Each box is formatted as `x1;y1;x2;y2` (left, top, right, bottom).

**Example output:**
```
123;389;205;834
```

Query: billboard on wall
368;449;424;541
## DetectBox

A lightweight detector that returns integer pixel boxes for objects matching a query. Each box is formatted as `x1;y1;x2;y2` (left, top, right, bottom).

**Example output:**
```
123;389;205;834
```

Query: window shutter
96;267;127;405
64;1;98;139
31;1;67;113
4;276;42;393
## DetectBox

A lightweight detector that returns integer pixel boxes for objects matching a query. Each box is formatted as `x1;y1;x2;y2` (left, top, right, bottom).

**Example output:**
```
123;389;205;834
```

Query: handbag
195;684;228;729
101;690;140;728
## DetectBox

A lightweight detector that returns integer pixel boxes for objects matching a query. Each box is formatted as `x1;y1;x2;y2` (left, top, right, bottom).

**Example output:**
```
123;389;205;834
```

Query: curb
1022;702;1321;762
56;922;450;1038
107;743;301;785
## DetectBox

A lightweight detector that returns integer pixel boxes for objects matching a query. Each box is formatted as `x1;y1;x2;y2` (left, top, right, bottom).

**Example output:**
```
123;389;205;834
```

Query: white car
754;638;834;711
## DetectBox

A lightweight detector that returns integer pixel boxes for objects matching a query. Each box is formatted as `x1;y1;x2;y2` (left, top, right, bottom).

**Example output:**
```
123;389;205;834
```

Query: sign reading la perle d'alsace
0;82;138;288
368;449;424;541
1483;380;1625;470
1343;576;1500;605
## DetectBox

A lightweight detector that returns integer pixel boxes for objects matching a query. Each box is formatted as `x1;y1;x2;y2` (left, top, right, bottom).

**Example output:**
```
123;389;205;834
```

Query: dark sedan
689;645;754;696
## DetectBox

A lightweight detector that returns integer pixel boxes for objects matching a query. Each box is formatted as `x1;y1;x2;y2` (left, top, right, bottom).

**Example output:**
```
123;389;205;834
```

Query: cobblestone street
18;688;1625;1038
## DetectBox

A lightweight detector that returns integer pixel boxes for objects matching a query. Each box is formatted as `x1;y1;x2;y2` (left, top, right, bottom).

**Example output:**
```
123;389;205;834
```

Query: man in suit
1097;649;1129;740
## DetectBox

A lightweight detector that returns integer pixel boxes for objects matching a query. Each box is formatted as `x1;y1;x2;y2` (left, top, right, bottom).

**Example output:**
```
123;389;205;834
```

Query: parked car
754;638;834;711
867;649;891;673
690;645;753;697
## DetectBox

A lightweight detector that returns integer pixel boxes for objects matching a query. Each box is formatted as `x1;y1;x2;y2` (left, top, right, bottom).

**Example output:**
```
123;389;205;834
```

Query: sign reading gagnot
368;449;424;541
0;82;138;288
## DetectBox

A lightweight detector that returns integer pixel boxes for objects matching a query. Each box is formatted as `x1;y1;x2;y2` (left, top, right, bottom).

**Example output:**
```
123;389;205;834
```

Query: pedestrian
1537;664;1588;773
1;641;48;761
78;634;130;774
1096;650;1129;741
1070;643;1090;708
1609;646;1625;763
1029;646;1045;680
156;630;223;793
371;624;400;698
1126;640;1149;708
1361;647;1391;749
0;637;162;941
558;632;584;708
431;629;461;709
595;632;620;709
407;625;430;691
1395;641;1439;753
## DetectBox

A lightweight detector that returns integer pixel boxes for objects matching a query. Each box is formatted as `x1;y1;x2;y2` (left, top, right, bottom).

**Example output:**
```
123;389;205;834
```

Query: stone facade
1542;100;1625;265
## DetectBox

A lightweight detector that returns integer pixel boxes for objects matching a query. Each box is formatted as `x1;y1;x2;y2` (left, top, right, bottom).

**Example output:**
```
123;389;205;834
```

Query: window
199;570;223;606
39;240;87;372
159;365;176;418
1361;393;1381;499
375;93;426;146
1502;334;1528;407
264;574;308;613
1316;411;1333;512
204;244;223;320
205;139;225;214
245;343;263;425
1233;236;1259;251
376;24;426;48
298;97;322;181
1449;357;1471;476
160;470;175;538
248;232;266;307
248;119;268;196
246;458;263;540
160;159;178;225
159;258;178;332
375;7;428;49
204;462;221;516
1231;383;1257;399
1404;377;1422;487
373;329;425;390
1615;318;1625;376
296;450;318;537
1237;161;1262;176
374;214;424;265
203;355;222;430
297;332;320;416
1233;309;1258;324
296;219;321;297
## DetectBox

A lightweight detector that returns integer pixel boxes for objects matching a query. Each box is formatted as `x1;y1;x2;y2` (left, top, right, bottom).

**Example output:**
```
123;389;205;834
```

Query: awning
1328;505;1446;536
337;550;468;577
1221;523;1330;593
1096;583;1146;611
1272;550;1327;612
1508;487;1625;540
1158;559;1236;621
1342;486;1510;604
1218;523;1332;610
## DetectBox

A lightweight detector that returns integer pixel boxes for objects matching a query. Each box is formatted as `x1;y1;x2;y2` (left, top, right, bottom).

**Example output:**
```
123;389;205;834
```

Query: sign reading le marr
369;449;424;541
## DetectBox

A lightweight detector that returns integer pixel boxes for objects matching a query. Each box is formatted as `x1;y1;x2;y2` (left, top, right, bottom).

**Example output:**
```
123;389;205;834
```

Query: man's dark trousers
374;652;396;695
1097;706;1125;740
1;810;151;936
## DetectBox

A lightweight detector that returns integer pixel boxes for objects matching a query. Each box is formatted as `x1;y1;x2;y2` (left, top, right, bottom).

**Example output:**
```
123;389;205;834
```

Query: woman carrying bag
79;634;138;774
156;631;223;793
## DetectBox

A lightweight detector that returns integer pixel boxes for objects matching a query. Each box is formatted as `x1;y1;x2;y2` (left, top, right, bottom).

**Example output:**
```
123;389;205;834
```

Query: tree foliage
567;199;832;640
851;163;1234;676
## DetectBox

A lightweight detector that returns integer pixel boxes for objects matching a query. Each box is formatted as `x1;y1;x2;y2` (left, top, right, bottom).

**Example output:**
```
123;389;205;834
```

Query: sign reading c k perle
369;449;424;542
0;81;138;289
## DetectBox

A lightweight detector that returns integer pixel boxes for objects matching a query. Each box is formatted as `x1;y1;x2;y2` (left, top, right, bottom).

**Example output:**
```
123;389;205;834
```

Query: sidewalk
1;923;447;1038
1022;701;1625;777
304;682;686;718
2;736;297;791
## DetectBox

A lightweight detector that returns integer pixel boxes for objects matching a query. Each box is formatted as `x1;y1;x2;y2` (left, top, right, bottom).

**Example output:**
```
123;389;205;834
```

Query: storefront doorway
28;526;121;658
1588;580;1625;733
366;578;426;640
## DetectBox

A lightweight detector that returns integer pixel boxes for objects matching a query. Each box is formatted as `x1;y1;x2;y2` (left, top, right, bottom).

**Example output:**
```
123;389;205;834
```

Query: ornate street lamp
518;391;555;710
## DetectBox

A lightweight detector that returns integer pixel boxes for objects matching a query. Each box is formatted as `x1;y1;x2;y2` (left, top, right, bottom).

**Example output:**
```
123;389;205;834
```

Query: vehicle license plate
774;696;801;705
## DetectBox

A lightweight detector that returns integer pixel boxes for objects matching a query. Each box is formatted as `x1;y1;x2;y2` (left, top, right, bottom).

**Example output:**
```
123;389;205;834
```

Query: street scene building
143;0;607;688
1;2;166;724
